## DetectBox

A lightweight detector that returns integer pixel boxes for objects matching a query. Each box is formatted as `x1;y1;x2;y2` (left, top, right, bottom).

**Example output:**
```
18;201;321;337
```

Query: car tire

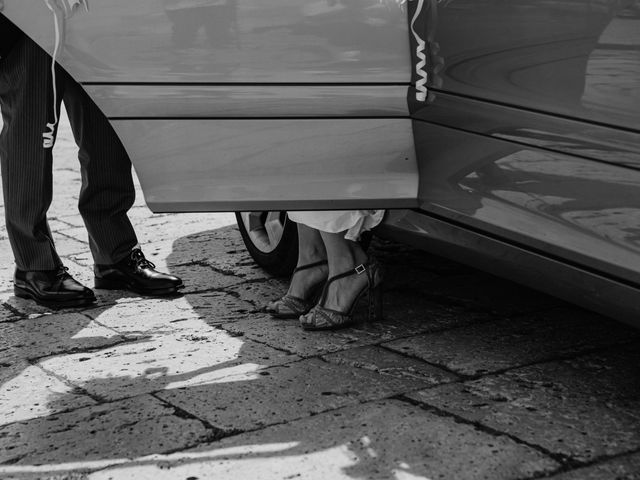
235;211;298;277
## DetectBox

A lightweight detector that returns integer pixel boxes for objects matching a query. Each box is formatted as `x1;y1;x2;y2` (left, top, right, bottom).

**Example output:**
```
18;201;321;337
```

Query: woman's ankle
328;243;367;275
296;249;327;269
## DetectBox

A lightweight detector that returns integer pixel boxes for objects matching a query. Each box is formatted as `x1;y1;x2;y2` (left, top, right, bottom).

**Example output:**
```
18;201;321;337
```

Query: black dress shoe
94;248;183;296
14;266;96;308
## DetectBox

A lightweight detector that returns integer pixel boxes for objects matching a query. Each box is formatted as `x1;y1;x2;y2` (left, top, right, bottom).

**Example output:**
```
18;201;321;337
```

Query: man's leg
62;74;138;265
0;35;62;270
0;35;95;308
62;75;183;295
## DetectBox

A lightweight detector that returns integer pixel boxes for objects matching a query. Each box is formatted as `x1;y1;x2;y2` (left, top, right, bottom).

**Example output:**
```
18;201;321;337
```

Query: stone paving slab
0;346;21;371
0;242;15;292
383;307;640;376
38;326;298;402
124;213;238;248
0;292;90;319
544;451;640;479
372;237;474;276
162;225;273;282
0;268;14;294
82;293;254;333
48;217;82;233
53;211;95;229
86;400;559;480
45;226;88;257
0;362;96;428
56;212;237;252
378;258;441;291
178;291;256;324
223;278;290;311
48;224;92;253
409;273;564;316
163;263;246;293
0;323;23;356
0;305;19;324
220;314;378;358
406;343;640;463
83;297;202;332
7;313;123;361
344;295;492;340
219;289;493;358
42;203;171;233
322;345;458;386
0;395;212;467
157;358;429;432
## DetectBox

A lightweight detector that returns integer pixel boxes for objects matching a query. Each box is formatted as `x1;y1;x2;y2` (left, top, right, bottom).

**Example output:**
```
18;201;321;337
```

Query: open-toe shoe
299;260;383;330
266;260;328;319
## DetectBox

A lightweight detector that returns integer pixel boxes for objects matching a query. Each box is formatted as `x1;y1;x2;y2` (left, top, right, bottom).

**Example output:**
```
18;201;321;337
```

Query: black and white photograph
0;0;639;478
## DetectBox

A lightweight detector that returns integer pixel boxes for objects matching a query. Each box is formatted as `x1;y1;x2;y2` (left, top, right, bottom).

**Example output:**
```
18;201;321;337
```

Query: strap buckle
355;264;366;275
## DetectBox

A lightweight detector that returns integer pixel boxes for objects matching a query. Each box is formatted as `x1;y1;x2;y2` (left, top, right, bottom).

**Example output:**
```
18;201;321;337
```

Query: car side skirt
379;209;640;329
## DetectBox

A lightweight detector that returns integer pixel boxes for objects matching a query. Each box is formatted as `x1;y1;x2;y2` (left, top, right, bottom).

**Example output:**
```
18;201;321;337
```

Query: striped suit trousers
0;33;138;270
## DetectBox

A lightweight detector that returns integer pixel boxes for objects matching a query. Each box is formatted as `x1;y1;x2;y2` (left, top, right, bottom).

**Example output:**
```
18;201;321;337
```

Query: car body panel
414;121;640;287
408;0;640;316
417;93;640;170
379;209;640;326
2;0;416;212
426;0;639;130
2;0;411;83
114;118;418;212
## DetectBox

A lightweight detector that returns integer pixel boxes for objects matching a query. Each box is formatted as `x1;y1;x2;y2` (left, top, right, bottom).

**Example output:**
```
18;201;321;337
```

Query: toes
265;298;283;313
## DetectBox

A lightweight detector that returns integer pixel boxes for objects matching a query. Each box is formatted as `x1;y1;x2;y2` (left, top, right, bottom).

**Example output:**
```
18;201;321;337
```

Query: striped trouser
0;33;138;270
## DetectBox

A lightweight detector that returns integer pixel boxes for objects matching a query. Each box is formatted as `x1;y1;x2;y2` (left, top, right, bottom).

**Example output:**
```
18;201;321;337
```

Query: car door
410;0;640;289
2;0;419;212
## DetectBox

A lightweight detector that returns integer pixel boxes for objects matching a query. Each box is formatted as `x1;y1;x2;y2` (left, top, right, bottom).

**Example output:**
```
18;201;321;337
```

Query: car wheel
235;211;298;277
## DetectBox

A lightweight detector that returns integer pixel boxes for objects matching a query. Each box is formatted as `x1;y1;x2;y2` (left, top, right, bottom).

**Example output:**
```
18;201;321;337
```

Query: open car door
2;0;419;213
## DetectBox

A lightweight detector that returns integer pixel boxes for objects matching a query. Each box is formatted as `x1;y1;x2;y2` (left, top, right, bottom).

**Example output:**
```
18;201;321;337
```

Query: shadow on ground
1;226;640;479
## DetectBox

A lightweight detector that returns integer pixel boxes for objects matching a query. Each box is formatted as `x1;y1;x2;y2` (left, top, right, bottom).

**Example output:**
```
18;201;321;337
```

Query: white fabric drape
288;210;385;241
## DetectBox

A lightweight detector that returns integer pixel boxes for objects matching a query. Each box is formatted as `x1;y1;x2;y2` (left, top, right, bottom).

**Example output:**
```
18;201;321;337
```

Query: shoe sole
14;286;96;309
269;311;305;320
94;277;184;296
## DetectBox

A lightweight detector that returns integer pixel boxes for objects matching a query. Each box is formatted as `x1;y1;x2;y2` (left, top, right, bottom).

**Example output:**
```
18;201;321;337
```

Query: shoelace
56;265;70;277
129;250;155;269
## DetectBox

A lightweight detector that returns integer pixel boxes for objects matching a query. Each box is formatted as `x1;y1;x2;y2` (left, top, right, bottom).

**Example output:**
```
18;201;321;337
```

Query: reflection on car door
412;0;640;288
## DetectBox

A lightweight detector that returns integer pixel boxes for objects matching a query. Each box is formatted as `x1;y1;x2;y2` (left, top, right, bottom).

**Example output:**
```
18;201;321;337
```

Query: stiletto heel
266;260;328;319
299;260;383;330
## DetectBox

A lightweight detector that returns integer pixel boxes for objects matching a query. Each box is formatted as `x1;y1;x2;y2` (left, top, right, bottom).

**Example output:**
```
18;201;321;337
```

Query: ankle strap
329;263;368;283
319;262;371;305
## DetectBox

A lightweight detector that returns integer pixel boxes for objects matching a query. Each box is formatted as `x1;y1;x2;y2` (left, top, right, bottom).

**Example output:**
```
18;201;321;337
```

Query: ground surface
1;106;640;480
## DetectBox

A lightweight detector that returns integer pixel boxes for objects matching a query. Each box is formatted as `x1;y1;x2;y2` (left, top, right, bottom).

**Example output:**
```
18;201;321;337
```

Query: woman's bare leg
318;231;369;311
284;223;328;299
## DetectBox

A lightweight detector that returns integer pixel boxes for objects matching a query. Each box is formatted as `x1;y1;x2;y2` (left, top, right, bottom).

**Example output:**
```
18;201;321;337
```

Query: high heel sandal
265;260;328;319
299;260;383;331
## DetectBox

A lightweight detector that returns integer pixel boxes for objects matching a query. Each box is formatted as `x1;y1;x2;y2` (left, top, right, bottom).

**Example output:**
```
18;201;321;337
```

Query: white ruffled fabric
288;210;385;241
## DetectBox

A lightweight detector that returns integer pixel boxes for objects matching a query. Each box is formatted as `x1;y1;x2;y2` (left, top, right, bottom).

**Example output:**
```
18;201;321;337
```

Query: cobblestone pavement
1;112;639;480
